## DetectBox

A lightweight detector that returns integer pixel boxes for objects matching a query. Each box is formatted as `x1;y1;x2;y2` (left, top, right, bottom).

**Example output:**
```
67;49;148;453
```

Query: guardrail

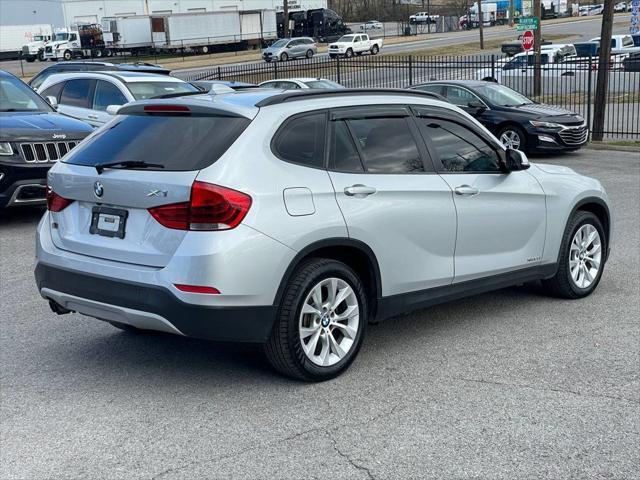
181;54;639;139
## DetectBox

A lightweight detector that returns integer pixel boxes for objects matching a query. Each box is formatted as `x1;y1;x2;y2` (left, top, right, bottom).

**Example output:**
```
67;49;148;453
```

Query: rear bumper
35;263;277;343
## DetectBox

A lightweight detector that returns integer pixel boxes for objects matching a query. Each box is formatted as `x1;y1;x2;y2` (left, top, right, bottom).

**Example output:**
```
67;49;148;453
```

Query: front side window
272;112;326;168
93;80;128;111
60;79;94;108
346;116;425;174
40;82;65;102
419;118;501;173
445;86;482;107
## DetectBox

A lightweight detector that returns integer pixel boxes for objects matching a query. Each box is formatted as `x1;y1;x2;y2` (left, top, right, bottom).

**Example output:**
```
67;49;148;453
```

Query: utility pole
592;0;615;141
283;0;289;38
478;0;485;49
533;0;542;96
509;0;515;27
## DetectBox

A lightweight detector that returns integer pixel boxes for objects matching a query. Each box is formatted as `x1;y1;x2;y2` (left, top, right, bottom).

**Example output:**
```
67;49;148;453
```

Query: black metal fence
180;54;640;139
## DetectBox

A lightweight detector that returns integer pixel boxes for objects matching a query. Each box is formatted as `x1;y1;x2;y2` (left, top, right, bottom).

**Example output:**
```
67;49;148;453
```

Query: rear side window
64;114;250;171
329;120;364;173
60;79;94;108
347;117;425;173
272;112;326;168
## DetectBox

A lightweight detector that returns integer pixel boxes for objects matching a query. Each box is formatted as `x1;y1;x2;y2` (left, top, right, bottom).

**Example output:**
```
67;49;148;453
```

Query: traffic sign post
521;30;535;51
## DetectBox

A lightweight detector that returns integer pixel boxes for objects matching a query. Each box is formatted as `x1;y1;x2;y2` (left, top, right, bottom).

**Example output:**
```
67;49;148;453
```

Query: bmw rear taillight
46;187;74;212
148;181;252;231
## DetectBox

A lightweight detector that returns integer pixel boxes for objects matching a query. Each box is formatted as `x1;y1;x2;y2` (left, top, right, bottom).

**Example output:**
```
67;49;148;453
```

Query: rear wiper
94;160;165;174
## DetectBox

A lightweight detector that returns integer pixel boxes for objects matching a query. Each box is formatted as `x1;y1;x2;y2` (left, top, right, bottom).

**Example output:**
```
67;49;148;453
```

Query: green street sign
517;17;539;30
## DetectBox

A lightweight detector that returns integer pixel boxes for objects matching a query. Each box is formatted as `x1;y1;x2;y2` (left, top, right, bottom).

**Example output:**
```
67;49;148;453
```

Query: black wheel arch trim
566;196;612;262
272;238;383;316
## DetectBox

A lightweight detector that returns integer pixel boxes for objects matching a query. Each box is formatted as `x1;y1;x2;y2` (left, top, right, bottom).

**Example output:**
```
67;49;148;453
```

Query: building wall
0;0;328;27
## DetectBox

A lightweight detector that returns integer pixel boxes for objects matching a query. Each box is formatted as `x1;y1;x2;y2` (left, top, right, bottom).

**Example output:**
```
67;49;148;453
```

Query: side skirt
376;263;558;322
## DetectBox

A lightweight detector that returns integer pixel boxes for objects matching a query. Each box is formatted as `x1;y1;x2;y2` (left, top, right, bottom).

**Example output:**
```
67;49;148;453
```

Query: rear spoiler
117;98;250;118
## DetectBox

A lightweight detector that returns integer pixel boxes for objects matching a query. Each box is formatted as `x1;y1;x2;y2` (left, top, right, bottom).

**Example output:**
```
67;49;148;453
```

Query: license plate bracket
90;206;128;239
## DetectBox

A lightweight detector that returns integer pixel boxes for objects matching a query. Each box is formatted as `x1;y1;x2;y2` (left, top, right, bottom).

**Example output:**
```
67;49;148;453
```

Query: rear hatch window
64;114;250;171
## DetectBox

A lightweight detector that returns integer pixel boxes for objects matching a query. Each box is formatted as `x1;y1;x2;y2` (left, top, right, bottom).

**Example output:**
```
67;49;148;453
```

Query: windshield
64;115;250;171
126;81;199;100
54;33;69;41
338;35;355;42
33;35;46;41
270;39;289;48
475;83;533;107
302;80;344;89
0;76;52;112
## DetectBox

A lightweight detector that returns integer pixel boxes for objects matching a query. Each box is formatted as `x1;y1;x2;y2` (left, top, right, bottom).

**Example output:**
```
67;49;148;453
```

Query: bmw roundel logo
94;181;104;198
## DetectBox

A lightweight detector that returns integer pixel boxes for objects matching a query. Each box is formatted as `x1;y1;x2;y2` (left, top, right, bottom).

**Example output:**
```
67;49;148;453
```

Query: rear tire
371;44;379;55
265;259;368;381
542;211;606;299
305;49;314;59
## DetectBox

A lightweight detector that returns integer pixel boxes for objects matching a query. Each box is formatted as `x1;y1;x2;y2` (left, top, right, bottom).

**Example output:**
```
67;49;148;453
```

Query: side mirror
46;96;58;109
467;100;486;111
106;105;120;115
505;148;530;172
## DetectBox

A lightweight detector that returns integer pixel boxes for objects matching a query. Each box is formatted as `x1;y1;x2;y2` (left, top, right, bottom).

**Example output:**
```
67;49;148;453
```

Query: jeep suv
35;89;611;381
0;70;93;209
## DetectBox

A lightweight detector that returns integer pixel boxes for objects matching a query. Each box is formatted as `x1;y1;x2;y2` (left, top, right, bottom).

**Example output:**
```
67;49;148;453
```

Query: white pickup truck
589;35;640;56
328;34;383;58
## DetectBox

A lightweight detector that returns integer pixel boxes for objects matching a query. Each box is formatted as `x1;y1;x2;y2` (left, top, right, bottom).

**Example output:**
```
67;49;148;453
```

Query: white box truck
1;24;53;60
101;16;154;54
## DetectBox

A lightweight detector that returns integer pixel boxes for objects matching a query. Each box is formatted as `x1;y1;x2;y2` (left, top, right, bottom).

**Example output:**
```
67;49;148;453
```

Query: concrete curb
583;143;640;154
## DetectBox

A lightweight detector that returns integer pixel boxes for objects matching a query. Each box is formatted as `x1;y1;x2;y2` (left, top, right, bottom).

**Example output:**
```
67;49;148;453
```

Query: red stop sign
522;30;535;51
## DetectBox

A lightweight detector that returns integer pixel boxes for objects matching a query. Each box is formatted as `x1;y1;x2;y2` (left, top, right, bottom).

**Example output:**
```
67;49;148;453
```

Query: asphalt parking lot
1;148;638;479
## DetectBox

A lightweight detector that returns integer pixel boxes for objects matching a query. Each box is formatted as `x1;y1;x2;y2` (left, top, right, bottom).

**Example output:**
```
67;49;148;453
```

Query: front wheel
498;125;527;152
345;48;353;58
37;51;46;61
542;211;606;299
63;50;72;61
265;259;368;381
280;52;288;62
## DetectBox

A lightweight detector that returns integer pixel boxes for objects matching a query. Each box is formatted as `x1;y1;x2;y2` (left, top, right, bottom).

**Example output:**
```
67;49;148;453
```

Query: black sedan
410;80;588;153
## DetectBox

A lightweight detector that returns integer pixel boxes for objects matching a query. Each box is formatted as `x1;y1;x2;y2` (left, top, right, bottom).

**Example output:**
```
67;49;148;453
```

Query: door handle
88;114;98;120
344;184;377;197
454;185;479;196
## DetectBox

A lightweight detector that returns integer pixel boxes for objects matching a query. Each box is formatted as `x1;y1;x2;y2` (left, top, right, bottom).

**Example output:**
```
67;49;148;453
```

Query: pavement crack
454;376;640;405
326;429;376;480
150;404;401;479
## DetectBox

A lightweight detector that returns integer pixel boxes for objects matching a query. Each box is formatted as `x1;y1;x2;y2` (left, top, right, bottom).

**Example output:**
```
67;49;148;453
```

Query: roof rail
255;88;447;107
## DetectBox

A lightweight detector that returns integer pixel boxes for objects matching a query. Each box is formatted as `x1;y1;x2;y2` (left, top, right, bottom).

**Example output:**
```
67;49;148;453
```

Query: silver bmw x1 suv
35;89;611;381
